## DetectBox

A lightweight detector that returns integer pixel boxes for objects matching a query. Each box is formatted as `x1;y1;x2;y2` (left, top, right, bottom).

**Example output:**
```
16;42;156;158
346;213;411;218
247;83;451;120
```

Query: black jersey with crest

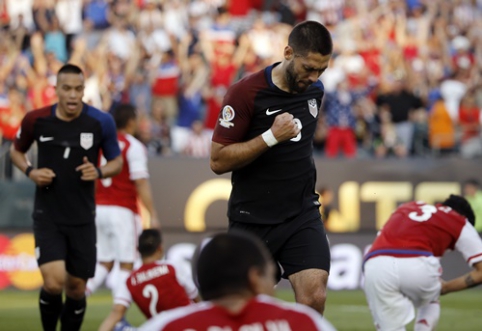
14;103;120;225
212;64;323;224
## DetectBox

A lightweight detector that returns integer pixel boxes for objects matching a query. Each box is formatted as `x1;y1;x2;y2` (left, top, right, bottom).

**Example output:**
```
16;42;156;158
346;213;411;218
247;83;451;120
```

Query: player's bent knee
65;286;87;300
42;275;65;294
42;279;64;295
65;278;87;299
297;289;326;314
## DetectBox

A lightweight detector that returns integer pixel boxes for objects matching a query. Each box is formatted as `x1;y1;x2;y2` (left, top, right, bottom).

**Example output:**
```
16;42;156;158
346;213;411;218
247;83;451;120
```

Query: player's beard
285;61;309;94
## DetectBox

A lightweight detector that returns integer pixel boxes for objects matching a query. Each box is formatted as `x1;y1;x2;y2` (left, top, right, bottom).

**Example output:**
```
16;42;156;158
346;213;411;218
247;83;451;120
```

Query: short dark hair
194;231;271;300
138;229;162;258
464;179;480;187
57;63;83;77
288;21;333;57
113;103;137;129
442;194;476;226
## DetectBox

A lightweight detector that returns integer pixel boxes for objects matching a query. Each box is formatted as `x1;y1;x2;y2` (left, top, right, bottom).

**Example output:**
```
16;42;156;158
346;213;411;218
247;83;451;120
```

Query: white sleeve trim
455;221;482;266
113;279;133;308
126;135;149;181
138;302;212;331
256;295;338;331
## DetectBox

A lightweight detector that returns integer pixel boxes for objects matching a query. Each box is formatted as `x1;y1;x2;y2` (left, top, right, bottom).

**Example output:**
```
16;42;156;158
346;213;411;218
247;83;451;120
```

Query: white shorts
363;255;442;331
95;205;142;263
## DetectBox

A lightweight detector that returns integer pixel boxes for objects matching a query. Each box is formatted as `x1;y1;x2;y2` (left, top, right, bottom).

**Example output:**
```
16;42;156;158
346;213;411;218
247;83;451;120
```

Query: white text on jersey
132;265;169;285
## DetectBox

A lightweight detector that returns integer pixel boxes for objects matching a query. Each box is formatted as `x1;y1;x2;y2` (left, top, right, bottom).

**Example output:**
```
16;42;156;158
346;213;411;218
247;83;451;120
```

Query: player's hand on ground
76;156;99;181
271;113;301;142
29;168;56;186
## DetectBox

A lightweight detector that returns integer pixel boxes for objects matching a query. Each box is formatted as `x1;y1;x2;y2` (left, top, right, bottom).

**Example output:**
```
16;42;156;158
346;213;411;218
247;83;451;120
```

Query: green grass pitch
0;289;480;330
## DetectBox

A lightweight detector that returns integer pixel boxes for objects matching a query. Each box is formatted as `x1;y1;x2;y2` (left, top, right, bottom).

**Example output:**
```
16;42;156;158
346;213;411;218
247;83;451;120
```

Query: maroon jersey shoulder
14;106;53;152
212;69;270;146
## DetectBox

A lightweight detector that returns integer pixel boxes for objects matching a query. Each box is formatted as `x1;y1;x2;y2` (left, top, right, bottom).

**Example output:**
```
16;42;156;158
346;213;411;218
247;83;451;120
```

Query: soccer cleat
113;317;136;331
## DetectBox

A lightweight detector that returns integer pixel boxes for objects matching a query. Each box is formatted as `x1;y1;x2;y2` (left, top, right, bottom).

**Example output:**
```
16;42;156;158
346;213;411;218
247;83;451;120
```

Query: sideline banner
1;157;480;290
0;231;473;291
0;232;42;290
0;157;480;232
146;157;482;232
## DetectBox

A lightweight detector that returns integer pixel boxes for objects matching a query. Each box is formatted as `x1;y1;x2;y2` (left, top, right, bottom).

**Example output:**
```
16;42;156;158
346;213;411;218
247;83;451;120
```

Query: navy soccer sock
39;288;63;331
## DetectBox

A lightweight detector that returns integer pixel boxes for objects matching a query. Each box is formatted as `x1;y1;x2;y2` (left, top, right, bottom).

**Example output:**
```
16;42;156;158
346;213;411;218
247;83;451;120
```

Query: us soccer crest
219;105;235;128
308;99;318;118
80;133;94;150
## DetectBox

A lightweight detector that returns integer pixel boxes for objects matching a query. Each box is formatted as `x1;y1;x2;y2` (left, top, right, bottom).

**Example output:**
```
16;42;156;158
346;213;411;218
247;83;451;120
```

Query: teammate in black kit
10;64;123;331
210;21;333;314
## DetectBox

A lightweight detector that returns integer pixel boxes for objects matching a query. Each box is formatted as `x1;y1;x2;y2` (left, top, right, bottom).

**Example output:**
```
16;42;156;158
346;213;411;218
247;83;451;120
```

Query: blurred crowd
0;0;482;163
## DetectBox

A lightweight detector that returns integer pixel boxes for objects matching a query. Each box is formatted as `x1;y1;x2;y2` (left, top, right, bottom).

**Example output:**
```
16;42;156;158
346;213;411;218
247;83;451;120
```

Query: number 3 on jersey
408;202;452;222
290;118;303;142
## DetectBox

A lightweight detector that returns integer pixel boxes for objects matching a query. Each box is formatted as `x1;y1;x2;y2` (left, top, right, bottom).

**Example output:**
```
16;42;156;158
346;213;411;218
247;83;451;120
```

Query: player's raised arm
210;113;300;174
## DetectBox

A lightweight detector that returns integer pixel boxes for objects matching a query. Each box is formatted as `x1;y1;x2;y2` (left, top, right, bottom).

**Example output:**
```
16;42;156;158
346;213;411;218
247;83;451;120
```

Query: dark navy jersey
14;103;121;225
212;64;323;224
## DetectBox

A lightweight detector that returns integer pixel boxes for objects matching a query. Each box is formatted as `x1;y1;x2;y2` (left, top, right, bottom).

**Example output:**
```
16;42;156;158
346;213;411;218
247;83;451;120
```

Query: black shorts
33;217;96;279
229;214;331;279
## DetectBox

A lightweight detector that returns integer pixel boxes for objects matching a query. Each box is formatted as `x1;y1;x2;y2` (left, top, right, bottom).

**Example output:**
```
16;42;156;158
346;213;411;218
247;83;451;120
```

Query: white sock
86;264;109;296
415;301;440;331
112;269;132;299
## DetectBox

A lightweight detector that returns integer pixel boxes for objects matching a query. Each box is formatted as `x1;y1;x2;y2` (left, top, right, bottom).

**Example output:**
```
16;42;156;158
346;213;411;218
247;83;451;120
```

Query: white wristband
261;129;278;147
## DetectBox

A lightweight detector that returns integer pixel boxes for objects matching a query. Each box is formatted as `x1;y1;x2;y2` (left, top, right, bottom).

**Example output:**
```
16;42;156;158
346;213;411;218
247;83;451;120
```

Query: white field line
328;304;469;316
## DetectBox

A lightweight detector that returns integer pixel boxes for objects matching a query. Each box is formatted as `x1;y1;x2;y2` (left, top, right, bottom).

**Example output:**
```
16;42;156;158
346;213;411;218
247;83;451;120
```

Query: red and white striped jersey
115;260;198;319
96;133;149;213
366;201;482;266
138;295;337;331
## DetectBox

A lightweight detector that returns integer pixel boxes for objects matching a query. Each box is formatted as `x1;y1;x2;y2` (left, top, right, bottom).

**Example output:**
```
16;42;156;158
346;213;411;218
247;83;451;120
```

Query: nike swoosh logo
266;108;283;116
39;299;49;305
74;308;85;315
39;136;54;142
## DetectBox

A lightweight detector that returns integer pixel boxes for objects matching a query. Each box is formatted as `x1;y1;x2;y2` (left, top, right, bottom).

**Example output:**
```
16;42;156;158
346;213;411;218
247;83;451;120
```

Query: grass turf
0;289;480;330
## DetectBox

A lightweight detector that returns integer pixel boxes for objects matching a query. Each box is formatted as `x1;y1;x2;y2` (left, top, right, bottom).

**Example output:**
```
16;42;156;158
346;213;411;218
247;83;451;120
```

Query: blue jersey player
210;21;333;314
11;64;123;331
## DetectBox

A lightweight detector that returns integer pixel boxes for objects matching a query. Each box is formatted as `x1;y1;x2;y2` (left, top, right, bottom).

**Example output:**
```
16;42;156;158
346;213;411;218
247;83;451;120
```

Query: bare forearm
442;269;482;295
210;113;300;174
210;137;269;175
9;145;30;173
98;308;125;331
100;156;123;178
135;178;158;221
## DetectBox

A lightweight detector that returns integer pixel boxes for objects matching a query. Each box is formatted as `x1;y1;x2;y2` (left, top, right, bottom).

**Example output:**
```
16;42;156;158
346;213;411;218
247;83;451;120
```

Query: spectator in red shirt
458;90;482;158
0;87;25;179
